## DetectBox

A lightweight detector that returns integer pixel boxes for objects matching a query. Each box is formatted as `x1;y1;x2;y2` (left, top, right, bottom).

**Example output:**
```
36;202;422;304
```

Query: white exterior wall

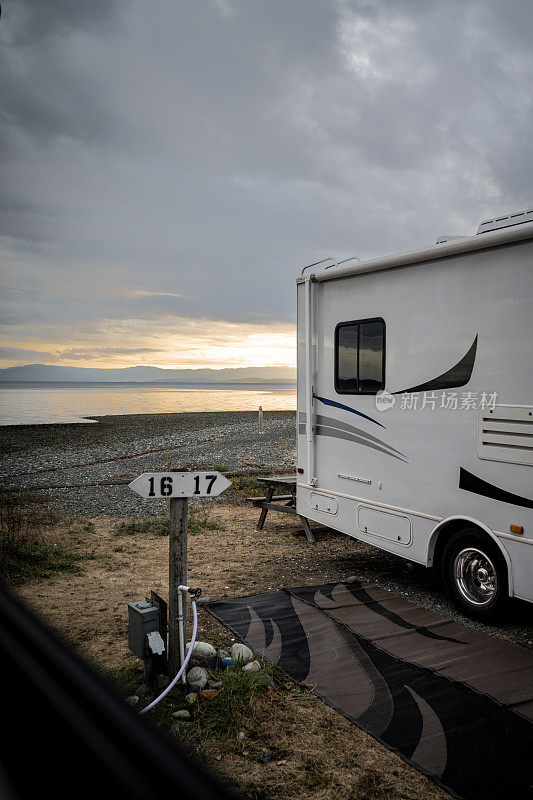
296;238;533;602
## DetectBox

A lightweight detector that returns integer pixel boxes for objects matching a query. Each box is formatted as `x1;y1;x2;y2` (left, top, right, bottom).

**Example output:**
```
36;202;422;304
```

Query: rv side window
335;318;385;394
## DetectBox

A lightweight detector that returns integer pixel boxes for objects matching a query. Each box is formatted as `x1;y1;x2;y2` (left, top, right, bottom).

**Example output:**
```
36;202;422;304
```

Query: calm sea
0;381;297;426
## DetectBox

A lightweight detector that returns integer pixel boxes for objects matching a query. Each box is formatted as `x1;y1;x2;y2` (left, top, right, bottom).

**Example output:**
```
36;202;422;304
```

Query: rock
257;671;274;686
259;749;273;764
125;695;139;706
186;641;216;659
172;709;191;720
243;660;261;673
199;689;219;700
195;596;212;606
157;674;171;690
135;684;150;700
237;731;246;741
185;693;198;705
217;649;230;660
345;575;358;584
231;643;253;663
207;679;223;689
186;666;208;691
202;655;218;670
219;657;236;669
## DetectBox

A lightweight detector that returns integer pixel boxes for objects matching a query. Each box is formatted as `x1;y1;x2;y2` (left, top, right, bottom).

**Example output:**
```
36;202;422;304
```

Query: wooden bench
248;476;316;544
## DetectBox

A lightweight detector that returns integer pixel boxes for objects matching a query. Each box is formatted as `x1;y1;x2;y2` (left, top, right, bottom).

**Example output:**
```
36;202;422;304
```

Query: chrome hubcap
454;547;498;607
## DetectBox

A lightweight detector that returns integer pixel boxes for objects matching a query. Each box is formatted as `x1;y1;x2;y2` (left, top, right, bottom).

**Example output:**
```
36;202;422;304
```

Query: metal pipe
301;257;336;276
328;254;360;268
304;277;315;484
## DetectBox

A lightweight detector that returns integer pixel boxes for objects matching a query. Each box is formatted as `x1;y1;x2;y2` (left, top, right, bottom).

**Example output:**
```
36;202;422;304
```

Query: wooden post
259;405;264;434
168;496;188;678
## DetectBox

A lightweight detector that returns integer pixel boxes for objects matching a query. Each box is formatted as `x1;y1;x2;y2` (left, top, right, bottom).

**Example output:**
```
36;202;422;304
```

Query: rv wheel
441;529;508;620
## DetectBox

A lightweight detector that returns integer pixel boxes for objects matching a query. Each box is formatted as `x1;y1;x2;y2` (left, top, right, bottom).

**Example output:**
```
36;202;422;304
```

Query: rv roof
301;210;533;284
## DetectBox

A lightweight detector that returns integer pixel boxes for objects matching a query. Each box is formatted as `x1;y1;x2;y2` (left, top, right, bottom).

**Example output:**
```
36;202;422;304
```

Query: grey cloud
1;0;532;356
59;346;160;359
0;347;54;360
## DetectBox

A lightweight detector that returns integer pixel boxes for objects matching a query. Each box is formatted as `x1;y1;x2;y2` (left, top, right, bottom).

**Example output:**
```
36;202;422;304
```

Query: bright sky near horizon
1;1;532;370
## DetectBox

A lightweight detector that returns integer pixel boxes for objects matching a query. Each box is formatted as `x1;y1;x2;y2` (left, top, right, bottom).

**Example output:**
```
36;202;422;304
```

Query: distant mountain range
0;364;297;383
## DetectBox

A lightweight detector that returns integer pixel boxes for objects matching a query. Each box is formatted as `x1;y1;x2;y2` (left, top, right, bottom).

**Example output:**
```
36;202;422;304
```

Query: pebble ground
0;411;296;516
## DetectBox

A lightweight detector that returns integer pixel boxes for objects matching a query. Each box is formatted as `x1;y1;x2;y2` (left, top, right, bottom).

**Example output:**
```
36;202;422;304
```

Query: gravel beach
0;410;297;516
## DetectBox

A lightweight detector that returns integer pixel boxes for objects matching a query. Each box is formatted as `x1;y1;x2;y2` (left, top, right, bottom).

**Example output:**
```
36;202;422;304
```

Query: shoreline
0;410;297;517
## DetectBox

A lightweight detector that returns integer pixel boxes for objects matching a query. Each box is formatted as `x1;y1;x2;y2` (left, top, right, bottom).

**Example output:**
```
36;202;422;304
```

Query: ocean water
0;381;297;425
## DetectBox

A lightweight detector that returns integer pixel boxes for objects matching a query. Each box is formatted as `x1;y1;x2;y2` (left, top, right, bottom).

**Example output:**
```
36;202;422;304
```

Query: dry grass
13;501;451;800
0;488;96;585
171;667;446;800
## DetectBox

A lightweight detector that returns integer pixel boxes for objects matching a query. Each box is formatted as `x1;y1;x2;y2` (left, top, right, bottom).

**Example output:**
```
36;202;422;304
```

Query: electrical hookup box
128;598;161;660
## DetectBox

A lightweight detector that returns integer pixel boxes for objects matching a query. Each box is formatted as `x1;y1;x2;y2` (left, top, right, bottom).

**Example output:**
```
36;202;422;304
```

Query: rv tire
441;528;508;621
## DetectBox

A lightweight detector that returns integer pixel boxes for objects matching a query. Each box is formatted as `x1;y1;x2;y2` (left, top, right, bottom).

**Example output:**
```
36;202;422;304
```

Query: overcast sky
1;0;532;370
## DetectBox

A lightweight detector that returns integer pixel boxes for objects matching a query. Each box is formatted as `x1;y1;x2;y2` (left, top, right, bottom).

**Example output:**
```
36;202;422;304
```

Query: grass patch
113;515;170;537
2;543;92;585
195;667;272;740
112;506;226;538
0;487;94;585
229;474;265;498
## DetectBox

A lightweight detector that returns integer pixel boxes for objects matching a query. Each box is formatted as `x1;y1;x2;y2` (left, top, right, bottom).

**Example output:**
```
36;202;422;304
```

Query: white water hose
139;597;198;715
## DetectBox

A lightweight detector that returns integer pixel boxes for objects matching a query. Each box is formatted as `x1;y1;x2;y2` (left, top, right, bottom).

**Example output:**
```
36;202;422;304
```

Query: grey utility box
128;599;160;660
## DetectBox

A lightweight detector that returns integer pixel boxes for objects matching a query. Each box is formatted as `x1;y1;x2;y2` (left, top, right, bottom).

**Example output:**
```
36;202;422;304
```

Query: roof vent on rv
477;208;533;234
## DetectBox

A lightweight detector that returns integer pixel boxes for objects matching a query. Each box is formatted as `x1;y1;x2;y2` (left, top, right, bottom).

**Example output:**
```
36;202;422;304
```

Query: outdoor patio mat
207;581;533;800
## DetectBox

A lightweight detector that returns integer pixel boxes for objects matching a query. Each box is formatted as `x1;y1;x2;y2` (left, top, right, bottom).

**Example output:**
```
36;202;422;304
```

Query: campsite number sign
128;470;231;679
128;471;231;499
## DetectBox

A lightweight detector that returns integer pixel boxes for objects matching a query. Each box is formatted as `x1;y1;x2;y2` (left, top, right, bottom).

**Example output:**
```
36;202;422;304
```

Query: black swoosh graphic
459;467;533;510
394;335;478;394
345;582;466;644
313;394;386;428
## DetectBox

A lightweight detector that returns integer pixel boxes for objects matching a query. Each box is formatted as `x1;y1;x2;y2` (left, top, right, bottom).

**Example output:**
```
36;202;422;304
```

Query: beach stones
243;660;261;673
186;666;208;691
199;689;219;700
125;695;139;706
187;641;216;659
231;643;253;663
172;709;191;720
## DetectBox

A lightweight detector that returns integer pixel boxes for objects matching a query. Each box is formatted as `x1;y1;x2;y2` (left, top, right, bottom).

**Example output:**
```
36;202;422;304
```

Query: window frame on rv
334;317;386;395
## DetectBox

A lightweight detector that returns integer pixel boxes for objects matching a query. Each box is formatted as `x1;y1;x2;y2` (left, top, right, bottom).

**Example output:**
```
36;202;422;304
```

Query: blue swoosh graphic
313;394;386;429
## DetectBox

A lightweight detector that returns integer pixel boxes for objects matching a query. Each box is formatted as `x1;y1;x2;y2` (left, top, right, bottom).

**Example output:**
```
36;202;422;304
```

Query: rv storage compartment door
357;505;412;545
309;492;338;515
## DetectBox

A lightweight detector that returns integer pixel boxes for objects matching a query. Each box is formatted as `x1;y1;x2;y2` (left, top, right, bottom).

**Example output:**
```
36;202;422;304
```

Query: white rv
296;208;533;619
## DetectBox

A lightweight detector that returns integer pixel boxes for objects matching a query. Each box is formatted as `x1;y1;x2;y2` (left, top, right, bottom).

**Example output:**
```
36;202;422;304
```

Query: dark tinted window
335;318;385;394
337;324;358;392
359;321;384;392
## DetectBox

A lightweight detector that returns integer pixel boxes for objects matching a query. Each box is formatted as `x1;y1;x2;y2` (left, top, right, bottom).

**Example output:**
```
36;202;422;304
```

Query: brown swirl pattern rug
207;581;533;800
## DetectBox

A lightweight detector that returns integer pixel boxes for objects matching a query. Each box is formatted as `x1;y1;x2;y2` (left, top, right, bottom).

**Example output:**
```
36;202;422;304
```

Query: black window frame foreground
334;317;386;395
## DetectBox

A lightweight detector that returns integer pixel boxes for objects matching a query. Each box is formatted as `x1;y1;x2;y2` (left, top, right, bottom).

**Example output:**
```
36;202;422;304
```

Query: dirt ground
16;501;452;800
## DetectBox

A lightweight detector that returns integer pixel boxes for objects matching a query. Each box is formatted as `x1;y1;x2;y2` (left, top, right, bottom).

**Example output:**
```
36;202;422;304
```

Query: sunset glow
0;317;296;371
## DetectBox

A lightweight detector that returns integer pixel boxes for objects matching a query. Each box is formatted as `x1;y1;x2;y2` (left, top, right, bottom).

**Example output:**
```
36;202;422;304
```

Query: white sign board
128;471;231;499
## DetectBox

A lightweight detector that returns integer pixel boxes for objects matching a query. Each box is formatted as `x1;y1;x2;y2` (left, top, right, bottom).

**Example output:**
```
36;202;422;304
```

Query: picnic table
248;475;316;544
